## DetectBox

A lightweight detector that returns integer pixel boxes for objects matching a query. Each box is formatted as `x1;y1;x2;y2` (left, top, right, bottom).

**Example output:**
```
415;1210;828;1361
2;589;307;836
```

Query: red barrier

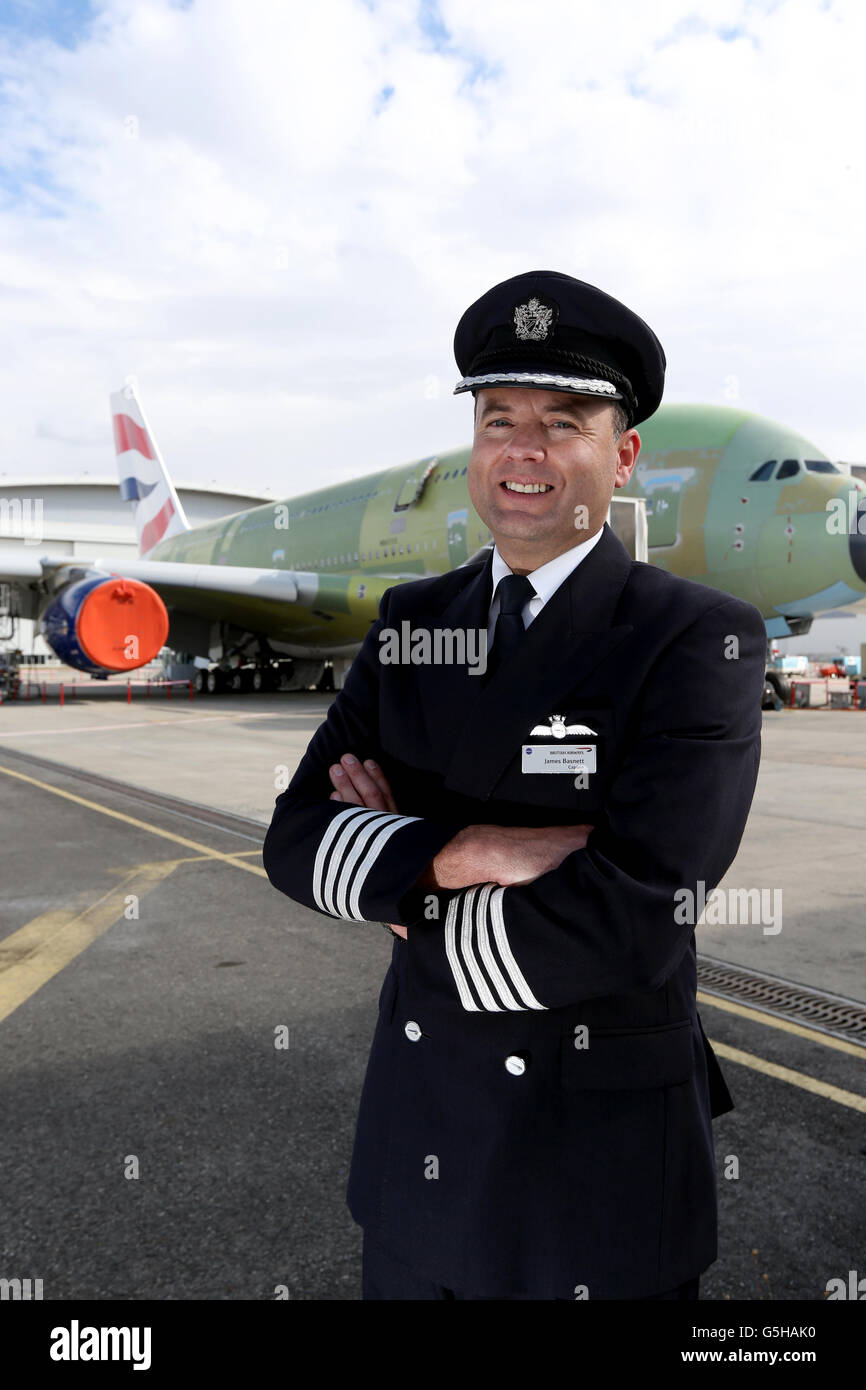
1;675;198;706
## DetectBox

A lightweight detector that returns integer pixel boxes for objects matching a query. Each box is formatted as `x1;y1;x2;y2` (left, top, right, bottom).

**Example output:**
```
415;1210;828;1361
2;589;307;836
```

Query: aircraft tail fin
110;381;190;556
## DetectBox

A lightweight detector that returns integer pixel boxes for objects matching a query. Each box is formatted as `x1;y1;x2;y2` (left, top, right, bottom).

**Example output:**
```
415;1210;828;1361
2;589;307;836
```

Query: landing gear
191;656;329;694
762;671;790;710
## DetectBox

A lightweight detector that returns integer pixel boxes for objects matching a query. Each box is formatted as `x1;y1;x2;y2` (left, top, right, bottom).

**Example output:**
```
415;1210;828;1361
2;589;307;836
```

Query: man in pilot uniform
263;271;766;1300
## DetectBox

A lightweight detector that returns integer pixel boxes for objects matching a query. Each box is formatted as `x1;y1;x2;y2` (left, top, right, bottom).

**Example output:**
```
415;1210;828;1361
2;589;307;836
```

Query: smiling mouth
501;480;553;493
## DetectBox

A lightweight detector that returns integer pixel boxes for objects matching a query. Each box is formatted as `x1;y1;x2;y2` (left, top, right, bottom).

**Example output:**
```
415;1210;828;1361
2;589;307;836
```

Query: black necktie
486;573;535;681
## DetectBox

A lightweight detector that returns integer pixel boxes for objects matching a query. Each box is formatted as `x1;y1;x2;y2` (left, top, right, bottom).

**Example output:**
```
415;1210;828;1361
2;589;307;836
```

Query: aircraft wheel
206;668;223;694
766;672;790;705
762;679;783;710
193;669;208;694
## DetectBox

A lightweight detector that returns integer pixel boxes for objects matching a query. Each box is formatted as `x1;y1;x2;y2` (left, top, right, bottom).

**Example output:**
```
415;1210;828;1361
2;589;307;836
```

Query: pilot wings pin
529;714;597;739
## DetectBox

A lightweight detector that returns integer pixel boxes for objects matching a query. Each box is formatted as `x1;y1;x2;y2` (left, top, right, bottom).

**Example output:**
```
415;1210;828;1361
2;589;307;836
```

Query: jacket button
404;1020;422;1042
505;1053;528;1075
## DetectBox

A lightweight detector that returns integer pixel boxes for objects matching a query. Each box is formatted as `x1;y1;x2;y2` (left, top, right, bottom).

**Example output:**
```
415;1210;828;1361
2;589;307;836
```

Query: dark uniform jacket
263;523;766;1298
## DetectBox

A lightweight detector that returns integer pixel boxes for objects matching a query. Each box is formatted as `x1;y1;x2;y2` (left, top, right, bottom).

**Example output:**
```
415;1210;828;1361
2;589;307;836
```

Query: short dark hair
610;401;629;438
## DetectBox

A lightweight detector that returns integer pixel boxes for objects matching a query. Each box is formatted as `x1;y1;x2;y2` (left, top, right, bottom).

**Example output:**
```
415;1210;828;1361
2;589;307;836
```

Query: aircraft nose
850;494;866;583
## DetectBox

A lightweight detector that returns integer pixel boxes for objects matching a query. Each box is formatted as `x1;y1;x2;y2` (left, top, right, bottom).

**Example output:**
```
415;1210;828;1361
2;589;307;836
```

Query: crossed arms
327;751;593;937
263;586;766;1011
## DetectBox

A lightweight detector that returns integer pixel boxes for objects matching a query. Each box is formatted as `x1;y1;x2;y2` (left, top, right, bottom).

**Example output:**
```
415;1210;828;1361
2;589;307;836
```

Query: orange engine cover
76;577;169;671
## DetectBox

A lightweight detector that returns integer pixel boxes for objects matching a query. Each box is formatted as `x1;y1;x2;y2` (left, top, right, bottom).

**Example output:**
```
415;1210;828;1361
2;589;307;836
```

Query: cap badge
513;296;557;342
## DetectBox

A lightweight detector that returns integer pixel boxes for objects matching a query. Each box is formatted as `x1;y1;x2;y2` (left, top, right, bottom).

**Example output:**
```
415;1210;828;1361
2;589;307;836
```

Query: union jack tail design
110;382;190;556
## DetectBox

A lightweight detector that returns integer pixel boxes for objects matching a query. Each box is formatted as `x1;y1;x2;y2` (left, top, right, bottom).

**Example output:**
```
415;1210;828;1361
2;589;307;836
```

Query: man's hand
326;753;592;933
328;754;398;812
420;823;594;890
328;753;407;938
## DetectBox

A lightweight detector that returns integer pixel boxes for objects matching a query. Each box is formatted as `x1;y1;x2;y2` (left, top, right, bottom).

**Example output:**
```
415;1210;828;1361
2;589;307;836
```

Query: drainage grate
697;954;866;1047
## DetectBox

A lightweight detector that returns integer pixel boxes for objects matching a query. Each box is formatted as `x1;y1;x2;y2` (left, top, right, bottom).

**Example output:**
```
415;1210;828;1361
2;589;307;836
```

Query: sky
0;0;863;499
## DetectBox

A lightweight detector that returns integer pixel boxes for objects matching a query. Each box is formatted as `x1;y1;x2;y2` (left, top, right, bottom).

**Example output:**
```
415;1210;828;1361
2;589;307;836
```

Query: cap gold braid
465;344;637;419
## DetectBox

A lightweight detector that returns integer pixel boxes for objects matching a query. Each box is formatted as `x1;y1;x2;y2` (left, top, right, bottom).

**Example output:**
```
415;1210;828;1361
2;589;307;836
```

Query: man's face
468;387;640;570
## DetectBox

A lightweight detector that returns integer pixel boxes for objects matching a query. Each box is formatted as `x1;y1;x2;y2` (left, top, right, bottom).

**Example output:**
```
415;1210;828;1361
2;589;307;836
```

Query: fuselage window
749;461;777;481
805;459;841;474
776;458;801;480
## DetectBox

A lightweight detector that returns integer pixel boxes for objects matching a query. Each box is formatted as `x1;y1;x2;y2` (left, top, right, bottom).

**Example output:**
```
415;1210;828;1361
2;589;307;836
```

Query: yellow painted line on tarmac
0;764;268;877
698;990;865;1059
0;860;178;1025
145;849;264;866
709;1039;866;1113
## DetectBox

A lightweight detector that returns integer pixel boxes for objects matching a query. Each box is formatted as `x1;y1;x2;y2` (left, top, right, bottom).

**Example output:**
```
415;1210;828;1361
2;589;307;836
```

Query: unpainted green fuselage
148;404;866;655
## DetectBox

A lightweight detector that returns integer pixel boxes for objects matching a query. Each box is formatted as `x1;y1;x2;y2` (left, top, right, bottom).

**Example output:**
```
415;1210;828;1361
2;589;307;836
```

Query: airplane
0;381;864;696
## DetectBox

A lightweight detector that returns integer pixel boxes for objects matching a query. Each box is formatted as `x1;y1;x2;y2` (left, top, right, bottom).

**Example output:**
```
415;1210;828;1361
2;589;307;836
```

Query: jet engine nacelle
40;573;169;675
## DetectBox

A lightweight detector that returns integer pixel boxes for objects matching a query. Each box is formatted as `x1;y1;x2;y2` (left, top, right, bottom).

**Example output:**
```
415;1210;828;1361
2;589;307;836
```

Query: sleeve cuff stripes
312;804;423;921
444;882;547;1012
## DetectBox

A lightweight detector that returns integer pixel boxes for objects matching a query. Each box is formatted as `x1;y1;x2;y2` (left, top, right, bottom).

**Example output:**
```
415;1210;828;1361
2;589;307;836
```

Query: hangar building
0;475;273;656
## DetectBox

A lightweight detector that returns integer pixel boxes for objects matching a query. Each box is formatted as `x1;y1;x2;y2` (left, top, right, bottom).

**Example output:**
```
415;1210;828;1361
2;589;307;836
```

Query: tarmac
0;689;863;1300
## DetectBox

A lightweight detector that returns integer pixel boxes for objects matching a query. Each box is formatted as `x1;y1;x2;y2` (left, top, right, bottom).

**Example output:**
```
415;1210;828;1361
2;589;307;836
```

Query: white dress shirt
486;527;604;648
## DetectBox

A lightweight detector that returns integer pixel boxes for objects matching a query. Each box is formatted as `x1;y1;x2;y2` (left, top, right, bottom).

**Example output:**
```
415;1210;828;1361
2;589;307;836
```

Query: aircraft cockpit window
805;459;841;474
776;458;801;479
749;461;777;481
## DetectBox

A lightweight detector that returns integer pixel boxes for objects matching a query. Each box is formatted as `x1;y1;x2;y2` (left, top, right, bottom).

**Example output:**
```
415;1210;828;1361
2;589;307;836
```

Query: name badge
522;744;596;775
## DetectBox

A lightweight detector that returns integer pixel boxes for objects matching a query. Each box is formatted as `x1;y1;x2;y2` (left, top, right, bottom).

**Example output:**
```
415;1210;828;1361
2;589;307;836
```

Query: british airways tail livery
110;382;190;556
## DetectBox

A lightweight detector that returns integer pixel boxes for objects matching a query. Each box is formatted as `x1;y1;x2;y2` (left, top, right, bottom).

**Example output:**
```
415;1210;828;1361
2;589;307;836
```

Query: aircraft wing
0;548;404;654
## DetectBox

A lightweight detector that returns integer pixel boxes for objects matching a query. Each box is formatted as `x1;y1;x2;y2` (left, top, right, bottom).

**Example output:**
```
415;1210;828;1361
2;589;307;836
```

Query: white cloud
0;0;864;498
